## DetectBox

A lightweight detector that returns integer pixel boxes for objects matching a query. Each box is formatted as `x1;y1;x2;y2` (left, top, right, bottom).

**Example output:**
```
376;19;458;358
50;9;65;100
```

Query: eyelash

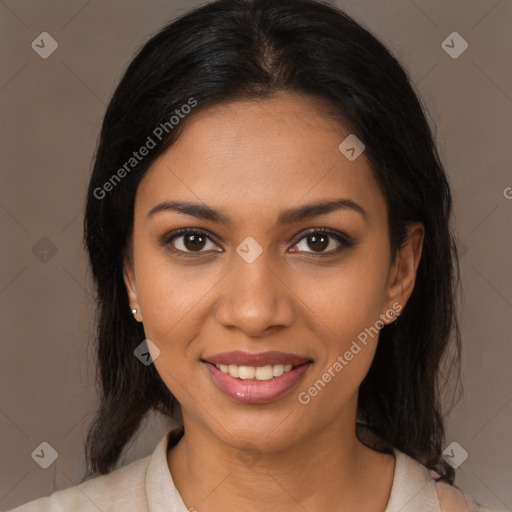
160;227;355;258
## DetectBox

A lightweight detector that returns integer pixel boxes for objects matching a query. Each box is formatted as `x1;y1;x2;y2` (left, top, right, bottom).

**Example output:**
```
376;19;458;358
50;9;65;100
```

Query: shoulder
433;476;499;512
4;427;184;512
386;448;499;512
5;454;151;512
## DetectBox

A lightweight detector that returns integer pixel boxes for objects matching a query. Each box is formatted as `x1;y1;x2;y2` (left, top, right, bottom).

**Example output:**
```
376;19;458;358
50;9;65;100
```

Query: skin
124;90;424;512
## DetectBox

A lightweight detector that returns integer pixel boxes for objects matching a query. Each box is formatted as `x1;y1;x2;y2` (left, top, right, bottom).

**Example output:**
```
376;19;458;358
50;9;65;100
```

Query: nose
213;250;296;338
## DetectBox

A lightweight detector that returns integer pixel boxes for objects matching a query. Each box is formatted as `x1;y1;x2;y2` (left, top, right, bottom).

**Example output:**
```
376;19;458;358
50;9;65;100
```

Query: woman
8;0;497;510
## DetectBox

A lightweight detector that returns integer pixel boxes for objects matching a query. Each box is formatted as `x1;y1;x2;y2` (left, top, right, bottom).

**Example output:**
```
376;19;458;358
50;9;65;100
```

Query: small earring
131;308;142;322
389;311;395;317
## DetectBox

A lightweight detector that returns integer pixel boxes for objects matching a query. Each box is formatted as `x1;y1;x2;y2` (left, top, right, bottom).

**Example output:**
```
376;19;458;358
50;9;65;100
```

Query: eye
161;227;354;257
289;228;353;255
163;229;222;255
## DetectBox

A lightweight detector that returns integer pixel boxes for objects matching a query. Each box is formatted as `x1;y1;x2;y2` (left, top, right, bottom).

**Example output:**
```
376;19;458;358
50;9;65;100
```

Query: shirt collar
146;426;188;512
384;447;441;512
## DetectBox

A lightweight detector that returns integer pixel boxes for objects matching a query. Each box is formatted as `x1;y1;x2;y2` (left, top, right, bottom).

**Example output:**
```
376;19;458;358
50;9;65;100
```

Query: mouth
201;351;313;404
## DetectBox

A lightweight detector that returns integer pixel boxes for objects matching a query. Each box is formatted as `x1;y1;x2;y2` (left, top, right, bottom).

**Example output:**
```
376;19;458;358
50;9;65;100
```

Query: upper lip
203;351;312;367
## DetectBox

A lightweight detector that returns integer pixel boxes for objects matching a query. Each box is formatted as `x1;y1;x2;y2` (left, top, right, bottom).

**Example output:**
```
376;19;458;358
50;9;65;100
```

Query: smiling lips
202;351;312;404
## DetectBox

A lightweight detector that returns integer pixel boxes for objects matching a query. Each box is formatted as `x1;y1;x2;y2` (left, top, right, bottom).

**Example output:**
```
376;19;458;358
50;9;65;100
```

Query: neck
167;402;395;512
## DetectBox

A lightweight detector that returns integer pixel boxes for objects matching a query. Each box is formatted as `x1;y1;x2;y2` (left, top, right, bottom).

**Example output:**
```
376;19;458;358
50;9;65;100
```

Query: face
124;91;423;453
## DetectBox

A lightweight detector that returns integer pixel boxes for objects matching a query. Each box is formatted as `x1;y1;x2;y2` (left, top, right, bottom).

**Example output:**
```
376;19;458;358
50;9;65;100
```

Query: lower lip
204;362;312;404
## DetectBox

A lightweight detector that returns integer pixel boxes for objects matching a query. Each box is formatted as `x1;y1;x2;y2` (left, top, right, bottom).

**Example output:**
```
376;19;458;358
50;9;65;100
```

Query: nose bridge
214;244;295;335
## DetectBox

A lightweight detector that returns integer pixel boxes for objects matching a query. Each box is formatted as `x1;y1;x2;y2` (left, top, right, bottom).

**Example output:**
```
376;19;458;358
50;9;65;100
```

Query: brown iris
183;233;207;251
307;233;329;252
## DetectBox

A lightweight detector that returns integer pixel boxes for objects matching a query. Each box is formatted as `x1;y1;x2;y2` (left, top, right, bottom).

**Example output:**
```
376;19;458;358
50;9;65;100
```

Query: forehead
136;91;386;224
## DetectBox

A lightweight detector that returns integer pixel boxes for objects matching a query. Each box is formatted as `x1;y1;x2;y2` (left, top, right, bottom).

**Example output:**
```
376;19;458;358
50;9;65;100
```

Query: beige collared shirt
7;427;496;512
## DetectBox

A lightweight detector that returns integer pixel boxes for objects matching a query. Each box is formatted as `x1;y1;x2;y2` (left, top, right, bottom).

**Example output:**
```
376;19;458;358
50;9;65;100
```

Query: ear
382;221;424;322
123;256;142;322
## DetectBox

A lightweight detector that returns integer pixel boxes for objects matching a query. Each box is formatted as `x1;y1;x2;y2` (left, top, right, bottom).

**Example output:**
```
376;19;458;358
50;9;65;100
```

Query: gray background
0;0;511;510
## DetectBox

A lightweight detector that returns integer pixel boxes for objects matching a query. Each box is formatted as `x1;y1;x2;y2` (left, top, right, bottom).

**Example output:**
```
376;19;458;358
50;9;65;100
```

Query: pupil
184;234;206;251
309;234;328;252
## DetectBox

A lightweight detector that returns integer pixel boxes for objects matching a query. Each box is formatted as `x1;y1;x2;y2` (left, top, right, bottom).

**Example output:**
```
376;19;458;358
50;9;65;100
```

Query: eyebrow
147;198;367;225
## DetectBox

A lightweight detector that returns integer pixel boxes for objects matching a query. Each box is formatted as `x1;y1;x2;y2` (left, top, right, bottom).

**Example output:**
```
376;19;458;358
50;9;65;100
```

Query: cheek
131;244;228;388
292;249;390;341
133;254;210;399
290;245;390;407
295;271;386;416
133;244;215;334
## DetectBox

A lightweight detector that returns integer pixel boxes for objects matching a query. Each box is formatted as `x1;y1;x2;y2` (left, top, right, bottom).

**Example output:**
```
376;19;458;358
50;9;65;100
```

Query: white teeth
272;364;284;377
238;366;255;379
255;365;273;380
214;363;296;380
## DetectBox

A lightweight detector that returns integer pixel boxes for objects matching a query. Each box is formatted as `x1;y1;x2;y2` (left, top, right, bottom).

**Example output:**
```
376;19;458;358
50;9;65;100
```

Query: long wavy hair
83;0;462;483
